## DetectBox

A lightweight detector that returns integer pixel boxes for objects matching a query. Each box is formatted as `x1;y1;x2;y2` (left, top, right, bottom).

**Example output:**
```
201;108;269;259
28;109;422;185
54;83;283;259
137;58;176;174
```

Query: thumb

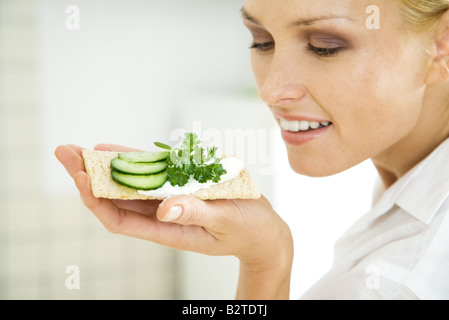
157;195;224;227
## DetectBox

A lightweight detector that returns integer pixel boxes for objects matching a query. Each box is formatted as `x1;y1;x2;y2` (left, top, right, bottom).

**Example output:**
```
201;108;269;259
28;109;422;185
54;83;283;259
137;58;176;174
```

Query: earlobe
426;55;449;85
426;26;449;85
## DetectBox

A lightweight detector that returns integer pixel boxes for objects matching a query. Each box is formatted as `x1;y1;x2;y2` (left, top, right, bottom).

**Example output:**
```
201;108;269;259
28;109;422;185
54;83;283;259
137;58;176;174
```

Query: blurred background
0;0;378;299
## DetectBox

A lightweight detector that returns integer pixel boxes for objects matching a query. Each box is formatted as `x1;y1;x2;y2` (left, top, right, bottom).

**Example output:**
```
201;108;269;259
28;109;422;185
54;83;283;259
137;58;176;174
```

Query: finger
111;199;162;216
73;171;101;209
74;171;153;235
65;144;84;157
55;144;86;177
157;195;272;231
94;144;144;152
157;195;232;229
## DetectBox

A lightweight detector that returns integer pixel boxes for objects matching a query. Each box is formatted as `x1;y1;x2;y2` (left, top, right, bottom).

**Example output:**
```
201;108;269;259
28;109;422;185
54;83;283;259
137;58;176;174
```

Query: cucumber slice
118;151;169;163
111;157;167;175
111;170;168;190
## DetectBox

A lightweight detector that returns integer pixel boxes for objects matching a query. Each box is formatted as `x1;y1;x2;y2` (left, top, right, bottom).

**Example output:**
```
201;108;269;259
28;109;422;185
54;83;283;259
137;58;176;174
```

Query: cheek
251;53;271;90
286;59;424;177
316;55;423;143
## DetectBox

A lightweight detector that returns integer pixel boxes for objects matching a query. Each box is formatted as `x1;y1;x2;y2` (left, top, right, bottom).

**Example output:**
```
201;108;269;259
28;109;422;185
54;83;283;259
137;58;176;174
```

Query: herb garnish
155;132;227;187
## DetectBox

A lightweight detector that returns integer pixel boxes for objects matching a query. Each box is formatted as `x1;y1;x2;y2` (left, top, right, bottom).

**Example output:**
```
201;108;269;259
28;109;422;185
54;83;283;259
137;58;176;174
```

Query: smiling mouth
280;119;332;132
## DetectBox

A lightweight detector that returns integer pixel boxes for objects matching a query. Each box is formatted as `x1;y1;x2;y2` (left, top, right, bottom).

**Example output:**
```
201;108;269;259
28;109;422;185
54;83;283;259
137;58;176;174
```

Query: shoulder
318;197;449;300
404;200;449;299
358;202;449;300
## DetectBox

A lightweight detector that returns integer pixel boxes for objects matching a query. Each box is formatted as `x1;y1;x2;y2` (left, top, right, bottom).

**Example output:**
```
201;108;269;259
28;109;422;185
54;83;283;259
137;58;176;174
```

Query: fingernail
163;206;182;221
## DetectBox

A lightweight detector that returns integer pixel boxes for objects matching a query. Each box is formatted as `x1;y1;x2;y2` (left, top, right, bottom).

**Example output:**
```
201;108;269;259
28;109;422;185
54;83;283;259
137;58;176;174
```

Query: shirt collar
394;138;449;224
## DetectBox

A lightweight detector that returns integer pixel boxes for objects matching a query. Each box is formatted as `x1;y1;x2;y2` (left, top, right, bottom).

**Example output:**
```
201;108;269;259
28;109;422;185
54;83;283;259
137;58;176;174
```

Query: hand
55;144;293;297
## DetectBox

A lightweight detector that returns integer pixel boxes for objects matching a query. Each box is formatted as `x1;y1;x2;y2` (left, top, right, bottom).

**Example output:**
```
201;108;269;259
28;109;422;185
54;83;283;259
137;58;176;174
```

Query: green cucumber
118;151;169;163
111;157;167;175
111;170;168;190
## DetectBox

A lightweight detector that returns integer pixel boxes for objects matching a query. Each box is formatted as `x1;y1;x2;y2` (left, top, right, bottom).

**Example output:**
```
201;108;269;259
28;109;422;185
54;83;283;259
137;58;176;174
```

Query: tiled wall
0;0;177;299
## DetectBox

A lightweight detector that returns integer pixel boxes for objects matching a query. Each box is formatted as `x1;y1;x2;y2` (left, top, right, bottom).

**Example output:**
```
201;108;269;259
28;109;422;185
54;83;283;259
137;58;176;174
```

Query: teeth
280;119;331;132
309;121;320;129
298;121;309;131
288;120;300;132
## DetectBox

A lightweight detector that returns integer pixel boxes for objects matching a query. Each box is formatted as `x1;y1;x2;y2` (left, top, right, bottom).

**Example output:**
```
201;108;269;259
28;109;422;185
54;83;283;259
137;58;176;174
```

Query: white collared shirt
300;138;449;300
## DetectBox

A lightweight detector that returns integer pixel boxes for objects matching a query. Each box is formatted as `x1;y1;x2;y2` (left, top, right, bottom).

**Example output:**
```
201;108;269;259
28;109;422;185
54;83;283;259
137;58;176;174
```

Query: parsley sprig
155;132;227;187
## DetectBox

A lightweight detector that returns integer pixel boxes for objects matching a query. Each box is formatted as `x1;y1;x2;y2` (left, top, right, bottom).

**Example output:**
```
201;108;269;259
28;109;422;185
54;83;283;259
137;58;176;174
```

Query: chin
286;150;348;178
288;161;337;177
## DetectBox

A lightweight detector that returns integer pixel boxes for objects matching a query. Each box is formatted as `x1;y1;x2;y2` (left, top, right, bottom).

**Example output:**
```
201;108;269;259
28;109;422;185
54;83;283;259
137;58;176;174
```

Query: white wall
37;0;253;196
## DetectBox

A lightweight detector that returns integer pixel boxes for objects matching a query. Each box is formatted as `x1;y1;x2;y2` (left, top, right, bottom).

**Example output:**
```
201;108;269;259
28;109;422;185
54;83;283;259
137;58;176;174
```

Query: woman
55;0;449;299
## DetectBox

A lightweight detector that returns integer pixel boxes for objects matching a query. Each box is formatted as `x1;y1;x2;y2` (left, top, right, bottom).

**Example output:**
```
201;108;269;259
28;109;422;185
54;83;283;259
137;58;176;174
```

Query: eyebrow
241;7;354;27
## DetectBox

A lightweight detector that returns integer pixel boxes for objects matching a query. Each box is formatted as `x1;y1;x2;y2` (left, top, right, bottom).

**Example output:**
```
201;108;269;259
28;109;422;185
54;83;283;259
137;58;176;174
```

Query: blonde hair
399;0;449;32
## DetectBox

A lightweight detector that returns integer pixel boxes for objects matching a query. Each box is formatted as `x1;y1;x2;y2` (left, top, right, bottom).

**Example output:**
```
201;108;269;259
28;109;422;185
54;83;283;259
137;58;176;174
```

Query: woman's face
242;0;430;177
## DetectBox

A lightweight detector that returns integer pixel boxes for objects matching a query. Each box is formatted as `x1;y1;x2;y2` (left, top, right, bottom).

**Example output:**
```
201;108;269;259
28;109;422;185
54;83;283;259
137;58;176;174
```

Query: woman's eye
249;41;275;54
249;40;344;57
306;43;342;57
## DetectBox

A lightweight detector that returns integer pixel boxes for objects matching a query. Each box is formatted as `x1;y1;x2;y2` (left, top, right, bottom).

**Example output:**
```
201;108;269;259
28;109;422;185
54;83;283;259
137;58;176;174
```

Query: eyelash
249;41;274;54
249;41;342;57
306;44;341;57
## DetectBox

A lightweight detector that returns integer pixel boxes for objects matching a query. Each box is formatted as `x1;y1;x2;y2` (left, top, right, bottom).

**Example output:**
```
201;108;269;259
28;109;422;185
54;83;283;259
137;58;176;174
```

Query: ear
426;10;449;85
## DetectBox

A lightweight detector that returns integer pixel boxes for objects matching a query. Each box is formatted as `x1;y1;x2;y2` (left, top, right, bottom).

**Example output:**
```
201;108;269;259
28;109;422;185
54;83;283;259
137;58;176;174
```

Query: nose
258;51;307;106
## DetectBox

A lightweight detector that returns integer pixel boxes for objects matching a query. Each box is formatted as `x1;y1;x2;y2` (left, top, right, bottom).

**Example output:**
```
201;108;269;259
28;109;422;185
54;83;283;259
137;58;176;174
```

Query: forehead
242;0;400;28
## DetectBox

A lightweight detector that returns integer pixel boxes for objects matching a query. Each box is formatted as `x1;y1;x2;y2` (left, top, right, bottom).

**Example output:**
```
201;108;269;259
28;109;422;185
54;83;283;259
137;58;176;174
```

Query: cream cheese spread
137;157;244;197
